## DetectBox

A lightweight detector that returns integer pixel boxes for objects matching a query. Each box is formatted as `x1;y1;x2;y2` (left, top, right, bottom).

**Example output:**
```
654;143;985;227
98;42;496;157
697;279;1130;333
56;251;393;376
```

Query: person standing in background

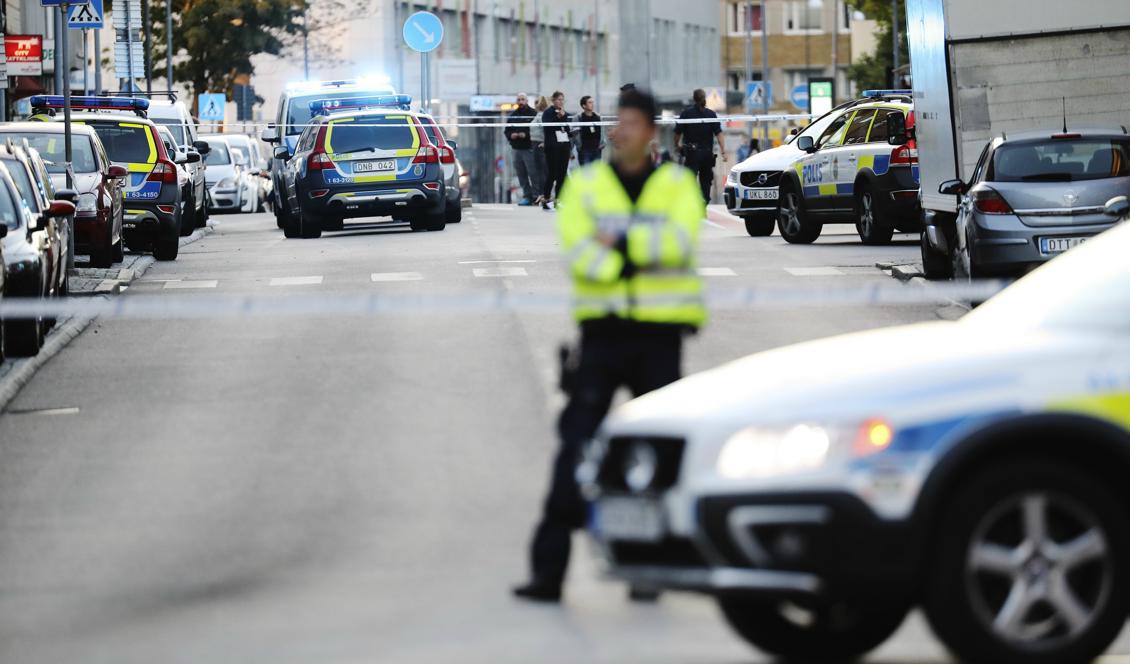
541;91;572;211
574;96;603;165
674;89;727;202
529;96;550;207
505;94;539;206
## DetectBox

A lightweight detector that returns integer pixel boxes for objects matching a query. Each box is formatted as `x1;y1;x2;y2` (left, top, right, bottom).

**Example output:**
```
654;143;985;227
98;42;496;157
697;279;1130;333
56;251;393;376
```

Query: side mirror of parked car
0;224;6;238
447;140;457;151
887;113;909;145
192;140;212;155
178;151;202;164
106;165;129;179
273;146;291;161
939;179;967;196
796;135;816;153
55;188;78;203
1103;195;1130;219
46;199;76;217
261;126;279;143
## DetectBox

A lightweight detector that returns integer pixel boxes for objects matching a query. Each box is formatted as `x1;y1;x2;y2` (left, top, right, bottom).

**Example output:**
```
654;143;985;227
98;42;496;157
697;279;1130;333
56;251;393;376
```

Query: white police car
583;199;1130;664
778;91;921;245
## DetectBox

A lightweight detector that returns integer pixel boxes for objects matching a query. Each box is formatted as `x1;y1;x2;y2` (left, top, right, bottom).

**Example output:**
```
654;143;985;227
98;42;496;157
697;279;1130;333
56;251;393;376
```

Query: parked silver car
926;128;1130;279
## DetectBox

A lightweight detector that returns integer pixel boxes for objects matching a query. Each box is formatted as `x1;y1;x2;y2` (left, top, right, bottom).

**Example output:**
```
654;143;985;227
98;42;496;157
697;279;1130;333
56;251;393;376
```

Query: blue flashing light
310;95;414;115
861;89;913;98
30;95;151;112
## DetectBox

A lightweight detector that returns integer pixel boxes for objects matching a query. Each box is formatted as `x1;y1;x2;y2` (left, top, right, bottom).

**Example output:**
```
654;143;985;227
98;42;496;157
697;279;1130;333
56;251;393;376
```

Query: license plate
1039;236;1088;255
353;159;396;174
744;188;777;201
594;496;664;542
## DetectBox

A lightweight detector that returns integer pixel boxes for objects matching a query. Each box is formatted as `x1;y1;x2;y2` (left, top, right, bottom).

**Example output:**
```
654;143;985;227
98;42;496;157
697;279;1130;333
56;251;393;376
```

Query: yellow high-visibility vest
557;161;706;327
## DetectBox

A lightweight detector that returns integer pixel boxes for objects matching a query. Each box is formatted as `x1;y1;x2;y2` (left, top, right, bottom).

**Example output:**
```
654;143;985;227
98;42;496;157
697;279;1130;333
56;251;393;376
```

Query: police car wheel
445;200;463;224
299;211;323;239
743;217;774;237
718;596;907;660
322;216;344;232
924;458;1129;664
921;232;953;280
776;184;822;244
855;188;895;245
410;211;446;232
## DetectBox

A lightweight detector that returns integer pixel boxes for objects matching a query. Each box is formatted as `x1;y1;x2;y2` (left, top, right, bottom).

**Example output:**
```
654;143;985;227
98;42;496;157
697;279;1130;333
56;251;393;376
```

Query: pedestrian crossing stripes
371;272;424;282
785;266;845;277
164;280;218;289
473;267;528;277
698;267;737;277
269;276;324;286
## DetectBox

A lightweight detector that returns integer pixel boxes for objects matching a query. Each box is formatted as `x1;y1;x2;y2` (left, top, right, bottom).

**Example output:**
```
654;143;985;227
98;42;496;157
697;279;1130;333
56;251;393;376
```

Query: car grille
739;170;781;188
596;436;685;493
610;537;706;568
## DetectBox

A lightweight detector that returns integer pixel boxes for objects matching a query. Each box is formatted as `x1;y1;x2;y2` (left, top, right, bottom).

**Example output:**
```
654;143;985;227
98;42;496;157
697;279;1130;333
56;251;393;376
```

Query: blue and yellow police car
275;94;447;238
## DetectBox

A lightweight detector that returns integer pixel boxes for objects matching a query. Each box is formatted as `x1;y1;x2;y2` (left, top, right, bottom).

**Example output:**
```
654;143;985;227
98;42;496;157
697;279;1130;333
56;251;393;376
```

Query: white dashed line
371;272;424;282
785;267;844;277
458;259;536;265
164;280;218;289
269;276;324;286
8;407;80;416
704;219;726;229
698;267;737;277
473;267;528;277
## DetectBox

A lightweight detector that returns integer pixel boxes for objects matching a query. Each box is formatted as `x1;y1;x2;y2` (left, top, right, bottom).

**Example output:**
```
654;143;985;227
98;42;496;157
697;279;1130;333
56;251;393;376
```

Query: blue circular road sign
403;11;444;53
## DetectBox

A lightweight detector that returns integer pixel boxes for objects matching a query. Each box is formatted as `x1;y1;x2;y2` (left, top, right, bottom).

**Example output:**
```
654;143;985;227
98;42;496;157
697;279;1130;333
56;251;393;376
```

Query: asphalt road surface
2;206;1127;663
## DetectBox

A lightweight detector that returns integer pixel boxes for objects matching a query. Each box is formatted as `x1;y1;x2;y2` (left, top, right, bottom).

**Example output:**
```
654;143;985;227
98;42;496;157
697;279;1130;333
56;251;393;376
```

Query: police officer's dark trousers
529;320;684;589
683;148;715;202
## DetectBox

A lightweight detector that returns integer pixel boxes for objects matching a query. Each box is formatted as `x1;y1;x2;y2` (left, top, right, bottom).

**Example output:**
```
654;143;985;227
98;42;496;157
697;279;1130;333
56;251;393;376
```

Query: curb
0;223;216;412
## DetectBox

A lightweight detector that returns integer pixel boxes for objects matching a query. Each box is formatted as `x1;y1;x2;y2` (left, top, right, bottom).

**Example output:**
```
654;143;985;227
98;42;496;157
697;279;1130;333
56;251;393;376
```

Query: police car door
833;108;877;213
800;112;851;212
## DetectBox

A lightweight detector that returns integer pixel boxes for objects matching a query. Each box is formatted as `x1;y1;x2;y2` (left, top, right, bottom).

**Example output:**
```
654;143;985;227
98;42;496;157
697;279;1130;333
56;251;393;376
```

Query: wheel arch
852;169;880;198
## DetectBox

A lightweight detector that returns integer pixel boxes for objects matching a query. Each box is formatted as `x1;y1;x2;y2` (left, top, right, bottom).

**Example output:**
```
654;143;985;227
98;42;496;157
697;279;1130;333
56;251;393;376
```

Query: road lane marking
459;260;536;264
164;280;218;289
705;219;726;229
698;267;737;277
8;407;80;416
473;267;528;277
269;276;324;286
371;272;424;282
785;267;844;277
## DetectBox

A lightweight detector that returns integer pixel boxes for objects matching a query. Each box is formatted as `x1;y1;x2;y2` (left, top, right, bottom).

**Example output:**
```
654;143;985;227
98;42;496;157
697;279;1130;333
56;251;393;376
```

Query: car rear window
87;122;155;165
326;116;416;153
204;142;231;165
990;138;1130;182
153;119;187;145
419;119;443;145
3;133;97;173
285;89;395;135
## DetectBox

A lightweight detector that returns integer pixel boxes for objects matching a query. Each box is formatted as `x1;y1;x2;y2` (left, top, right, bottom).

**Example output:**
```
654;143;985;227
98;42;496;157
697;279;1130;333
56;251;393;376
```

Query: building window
729;2;763;34
784;1;823;33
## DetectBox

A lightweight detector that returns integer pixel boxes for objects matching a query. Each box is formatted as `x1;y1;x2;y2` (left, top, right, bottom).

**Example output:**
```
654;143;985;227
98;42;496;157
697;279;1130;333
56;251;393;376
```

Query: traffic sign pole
402;11;443;114
59;3;73;189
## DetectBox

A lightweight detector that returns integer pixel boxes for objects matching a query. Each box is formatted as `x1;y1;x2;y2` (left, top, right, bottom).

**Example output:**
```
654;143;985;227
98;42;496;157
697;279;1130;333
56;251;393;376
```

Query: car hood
49;171;100;196
732;142;803;173
206;165;237;182
604;320;1103;438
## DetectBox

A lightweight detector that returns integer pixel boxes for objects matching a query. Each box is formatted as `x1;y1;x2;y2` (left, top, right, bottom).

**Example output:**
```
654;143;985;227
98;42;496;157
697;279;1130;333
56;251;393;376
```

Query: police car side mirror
886;113;909;145
273;146;291;161
261;126;279;143
939;179;967;196
193;140;212;155
1103;195;1130;219
796;135;816;153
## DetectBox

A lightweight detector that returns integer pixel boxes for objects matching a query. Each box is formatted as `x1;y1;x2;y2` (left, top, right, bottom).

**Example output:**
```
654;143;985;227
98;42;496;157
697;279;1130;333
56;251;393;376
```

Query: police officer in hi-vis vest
514;88;706;603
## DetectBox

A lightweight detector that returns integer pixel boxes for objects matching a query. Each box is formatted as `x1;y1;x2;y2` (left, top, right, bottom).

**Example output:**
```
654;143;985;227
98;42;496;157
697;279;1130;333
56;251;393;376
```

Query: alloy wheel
781;193;801;237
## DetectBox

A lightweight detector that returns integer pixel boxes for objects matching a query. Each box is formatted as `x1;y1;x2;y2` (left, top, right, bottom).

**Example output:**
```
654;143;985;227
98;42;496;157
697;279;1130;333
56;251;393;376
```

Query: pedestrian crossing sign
67;0;104;29
199;93;226;121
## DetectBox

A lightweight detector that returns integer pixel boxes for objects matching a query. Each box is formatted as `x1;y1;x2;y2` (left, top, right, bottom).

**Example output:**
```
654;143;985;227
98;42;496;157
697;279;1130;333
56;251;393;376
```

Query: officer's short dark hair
580;95;592;107
692;88;707;106
618;89;657;126
620;83;636;92
551;90;564;101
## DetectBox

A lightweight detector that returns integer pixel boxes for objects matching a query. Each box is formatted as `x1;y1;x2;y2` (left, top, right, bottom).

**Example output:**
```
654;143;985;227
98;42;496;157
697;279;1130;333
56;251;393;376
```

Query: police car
262;78;397;229
778;91;921;245
30;96;191;261
582;202;1130;664
275;94;447;238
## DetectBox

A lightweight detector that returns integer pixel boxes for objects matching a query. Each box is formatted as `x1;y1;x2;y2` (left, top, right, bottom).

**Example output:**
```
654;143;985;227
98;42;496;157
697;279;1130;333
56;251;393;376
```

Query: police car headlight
77;193;98;213
716;420;894;479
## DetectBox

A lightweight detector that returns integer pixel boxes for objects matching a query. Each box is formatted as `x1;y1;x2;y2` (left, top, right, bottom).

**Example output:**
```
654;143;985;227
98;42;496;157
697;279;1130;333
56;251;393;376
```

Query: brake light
890;144;918;165
413;146;438;164
306;127;333;170
439;146;455;164
147;160;178;184
1052;133;1082;140
973;188;1013;215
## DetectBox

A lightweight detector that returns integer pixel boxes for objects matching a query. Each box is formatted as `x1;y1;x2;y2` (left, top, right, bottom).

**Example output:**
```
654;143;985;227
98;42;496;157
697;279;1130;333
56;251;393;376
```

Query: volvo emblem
623;441;658;493
1063;190;1078;207
756;173;769;186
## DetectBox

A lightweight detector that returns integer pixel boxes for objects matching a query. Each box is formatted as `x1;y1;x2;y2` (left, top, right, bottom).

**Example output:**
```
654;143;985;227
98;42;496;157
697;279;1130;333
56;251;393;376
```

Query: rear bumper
122;205;178;244
870;168;922;228
970;216;1115;275
299;181;445;219
74;212;111;254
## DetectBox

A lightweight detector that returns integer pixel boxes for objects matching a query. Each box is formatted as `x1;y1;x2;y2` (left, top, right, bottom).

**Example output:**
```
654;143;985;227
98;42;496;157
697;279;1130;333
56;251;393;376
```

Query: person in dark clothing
574;95;603;165
505;93;540;205
513;88;706;604
674;88;727;202
541;90;572;210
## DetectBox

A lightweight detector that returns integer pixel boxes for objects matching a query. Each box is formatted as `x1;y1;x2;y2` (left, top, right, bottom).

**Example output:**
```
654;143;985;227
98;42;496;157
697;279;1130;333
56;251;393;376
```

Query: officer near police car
675;88;727;202
513;88;707;603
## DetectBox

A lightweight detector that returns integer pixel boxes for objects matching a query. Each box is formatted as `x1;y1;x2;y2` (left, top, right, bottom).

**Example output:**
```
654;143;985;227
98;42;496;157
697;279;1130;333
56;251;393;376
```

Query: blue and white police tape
0;281;1006;321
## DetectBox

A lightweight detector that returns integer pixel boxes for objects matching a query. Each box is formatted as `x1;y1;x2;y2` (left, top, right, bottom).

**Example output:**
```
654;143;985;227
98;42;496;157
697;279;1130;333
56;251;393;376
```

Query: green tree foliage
846;0;909;91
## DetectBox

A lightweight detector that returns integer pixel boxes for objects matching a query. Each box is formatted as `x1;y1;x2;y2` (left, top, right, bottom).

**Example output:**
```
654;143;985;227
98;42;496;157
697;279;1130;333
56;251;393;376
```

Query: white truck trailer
906;0;1130;272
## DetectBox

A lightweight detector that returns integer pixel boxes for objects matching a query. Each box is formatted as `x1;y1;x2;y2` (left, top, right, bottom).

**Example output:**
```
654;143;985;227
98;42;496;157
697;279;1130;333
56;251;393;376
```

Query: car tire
197;195;209;228
411;210;446;232
179;193;196;237
299;209;322;239
322;216;344;232
113;235;124;263
445;199;463;224
921;231;953;280
718;596;908;660
3;315;43;358
154;229;179;260
855;186;895;245
776;182;822;244
923;457;1129;664
743;216;774;237
274;192;287;229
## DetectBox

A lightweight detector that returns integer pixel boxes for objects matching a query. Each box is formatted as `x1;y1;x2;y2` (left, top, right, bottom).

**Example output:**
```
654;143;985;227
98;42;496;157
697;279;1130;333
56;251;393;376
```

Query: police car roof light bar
861;89;913;98
310;95;414;115
30;95;151;117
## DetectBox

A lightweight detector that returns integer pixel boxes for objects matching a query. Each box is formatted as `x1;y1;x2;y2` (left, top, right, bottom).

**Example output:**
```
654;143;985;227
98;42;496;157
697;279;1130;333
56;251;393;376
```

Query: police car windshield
204;143;231;165
4;160;40;213
327;117;415;153
990;138;1130;183
153;119;186;145
89;123;154;165
286;90;392;135
5;133;97;173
